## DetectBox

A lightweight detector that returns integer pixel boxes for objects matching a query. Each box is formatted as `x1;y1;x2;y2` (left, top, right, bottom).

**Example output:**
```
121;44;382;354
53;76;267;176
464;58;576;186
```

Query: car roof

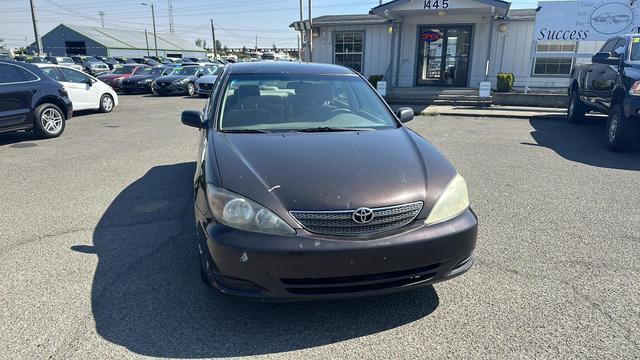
226;62;356;75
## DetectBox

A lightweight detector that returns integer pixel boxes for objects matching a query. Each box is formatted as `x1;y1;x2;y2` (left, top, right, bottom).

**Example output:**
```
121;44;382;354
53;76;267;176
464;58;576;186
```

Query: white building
295;0;608;91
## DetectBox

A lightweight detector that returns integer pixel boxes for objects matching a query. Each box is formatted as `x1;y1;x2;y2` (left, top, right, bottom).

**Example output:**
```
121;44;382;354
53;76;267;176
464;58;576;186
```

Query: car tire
606;103;634;152
187;83;196;96
567;89;586;124
99;94;115;113
33;103;65;139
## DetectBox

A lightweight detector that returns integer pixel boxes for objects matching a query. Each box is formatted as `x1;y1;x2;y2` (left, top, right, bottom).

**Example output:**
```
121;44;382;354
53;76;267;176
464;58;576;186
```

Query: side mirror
181;110;206;129
84;78;94;86
592;52;618;65
396;107;414;123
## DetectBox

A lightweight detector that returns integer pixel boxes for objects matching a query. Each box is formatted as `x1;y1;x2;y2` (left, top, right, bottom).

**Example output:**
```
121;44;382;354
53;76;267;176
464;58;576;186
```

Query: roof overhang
370;0;510;18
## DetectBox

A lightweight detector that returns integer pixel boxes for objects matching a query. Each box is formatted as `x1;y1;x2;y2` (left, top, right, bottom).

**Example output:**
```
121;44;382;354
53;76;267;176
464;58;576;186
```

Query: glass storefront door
416;26;472;87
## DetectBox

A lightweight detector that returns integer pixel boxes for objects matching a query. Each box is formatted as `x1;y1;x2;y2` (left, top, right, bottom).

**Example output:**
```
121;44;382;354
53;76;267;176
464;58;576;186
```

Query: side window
59;67;90;83
15;67;38;81
134;67;145;74
41;67;64;82
599;39;619;53
611;39;626;59
0;64;28;83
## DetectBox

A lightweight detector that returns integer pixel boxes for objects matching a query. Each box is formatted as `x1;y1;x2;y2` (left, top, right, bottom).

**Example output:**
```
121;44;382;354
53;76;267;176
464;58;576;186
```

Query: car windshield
111;65;137;74
58;57;74;64
82;57;100;63
217;74;398;132
141;67;170;75
173;67;198;75
632;38;640;61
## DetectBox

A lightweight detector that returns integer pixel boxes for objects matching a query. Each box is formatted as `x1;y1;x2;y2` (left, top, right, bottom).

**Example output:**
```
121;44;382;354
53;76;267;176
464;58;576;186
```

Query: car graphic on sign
590;2;634;35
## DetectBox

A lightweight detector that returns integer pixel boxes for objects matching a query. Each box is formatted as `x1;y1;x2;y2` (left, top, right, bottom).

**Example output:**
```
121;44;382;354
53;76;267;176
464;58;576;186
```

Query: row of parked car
0;58;224;140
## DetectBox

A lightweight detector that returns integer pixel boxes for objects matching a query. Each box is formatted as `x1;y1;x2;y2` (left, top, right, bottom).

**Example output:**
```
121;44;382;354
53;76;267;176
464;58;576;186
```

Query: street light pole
299;0;304;61
142;3;159;57
308;0;313;62
29;0;43;54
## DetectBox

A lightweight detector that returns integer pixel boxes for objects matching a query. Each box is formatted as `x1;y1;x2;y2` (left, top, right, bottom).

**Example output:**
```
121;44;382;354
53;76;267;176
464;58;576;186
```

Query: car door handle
29;89;39;94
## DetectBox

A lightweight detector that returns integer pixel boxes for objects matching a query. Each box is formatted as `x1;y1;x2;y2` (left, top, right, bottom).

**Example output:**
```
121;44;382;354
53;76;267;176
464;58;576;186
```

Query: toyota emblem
352;207;374;224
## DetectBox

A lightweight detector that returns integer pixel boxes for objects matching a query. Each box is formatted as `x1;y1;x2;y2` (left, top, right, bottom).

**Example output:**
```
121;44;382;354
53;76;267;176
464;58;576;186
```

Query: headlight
425;174;469;226
630;81;640;97
206;185;295;235
175;77;189;84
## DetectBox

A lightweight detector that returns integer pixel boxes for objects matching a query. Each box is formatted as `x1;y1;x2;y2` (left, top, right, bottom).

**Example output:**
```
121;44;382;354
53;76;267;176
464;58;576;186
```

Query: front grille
281;262;440;295
199;83;212;90
290;201;423;236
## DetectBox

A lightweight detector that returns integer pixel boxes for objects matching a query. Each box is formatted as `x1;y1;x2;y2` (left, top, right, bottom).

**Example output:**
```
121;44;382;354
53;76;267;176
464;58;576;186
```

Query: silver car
195;66;223;98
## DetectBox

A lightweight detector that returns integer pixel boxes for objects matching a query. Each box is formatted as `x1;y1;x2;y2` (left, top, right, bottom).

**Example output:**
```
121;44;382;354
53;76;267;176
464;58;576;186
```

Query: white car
35;64;118;113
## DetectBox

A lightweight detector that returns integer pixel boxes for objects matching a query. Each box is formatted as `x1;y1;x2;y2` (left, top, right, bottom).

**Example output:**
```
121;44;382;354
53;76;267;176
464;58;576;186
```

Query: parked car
120;66;174;94
181;62;477;300
182;57;201;63
152;65;215;96
194;66;223;97
14;55;50;64
0;60;72;138
127;57;159;66
0;53;12;61
70;56;110;76
568;34;640;151
36;64;118;113
95;57;120;70
97;64;149;91
45;56;84;72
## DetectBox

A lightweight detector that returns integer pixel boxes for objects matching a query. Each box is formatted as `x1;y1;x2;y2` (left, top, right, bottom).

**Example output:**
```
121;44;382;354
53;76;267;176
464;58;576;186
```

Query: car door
586;38;621;110
0;63;38;131
58;67;98;110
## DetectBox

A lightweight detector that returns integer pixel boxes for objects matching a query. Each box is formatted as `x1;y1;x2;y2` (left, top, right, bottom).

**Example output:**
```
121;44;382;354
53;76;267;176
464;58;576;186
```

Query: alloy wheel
41;108;63;134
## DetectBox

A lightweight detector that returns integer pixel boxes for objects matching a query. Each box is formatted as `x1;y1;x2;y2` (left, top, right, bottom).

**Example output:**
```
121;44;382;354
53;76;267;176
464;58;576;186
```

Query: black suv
568;34;640;151
0;60;72;139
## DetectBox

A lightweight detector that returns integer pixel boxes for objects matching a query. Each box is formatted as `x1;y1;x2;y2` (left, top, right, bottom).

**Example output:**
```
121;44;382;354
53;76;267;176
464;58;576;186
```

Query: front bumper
199;209;477;300
121;82;152;93
196;83;213;95
154;81;188;95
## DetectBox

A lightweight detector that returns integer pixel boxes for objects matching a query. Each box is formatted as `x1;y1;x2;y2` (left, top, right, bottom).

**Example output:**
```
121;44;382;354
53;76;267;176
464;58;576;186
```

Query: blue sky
1;0;541;49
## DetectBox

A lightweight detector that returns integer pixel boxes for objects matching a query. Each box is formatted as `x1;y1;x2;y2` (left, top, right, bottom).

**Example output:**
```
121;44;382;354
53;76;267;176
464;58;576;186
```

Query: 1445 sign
424;0;449;9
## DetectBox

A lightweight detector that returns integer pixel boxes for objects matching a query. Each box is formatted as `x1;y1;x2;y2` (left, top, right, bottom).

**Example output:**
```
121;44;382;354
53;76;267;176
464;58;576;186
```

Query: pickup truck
568;34;640;151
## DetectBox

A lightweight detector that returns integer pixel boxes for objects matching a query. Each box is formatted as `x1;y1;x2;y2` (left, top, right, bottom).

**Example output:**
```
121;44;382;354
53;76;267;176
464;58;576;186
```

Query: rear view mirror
181;110;206;129
396;107;414;123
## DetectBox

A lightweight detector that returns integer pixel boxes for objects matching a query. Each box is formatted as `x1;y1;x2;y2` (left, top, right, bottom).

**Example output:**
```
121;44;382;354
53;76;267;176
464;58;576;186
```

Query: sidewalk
391;104;567;119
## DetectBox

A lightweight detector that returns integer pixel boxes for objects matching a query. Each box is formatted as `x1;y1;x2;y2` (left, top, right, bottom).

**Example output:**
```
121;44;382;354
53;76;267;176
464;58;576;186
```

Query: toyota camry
182;62;477;300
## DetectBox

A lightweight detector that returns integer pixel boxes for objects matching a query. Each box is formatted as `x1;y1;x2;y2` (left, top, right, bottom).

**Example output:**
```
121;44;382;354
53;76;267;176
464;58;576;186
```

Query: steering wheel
322;108;351;121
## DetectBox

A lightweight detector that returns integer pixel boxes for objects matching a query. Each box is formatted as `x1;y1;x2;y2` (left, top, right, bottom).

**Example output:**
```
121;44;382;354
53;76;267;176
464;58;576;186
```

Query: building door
417;26;472;87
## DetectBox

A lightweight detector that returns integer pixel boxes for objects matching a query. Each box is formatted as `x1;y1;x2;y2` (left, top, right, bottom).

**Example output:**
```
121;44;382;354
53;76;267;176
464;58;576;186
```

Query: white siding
312;24;393;79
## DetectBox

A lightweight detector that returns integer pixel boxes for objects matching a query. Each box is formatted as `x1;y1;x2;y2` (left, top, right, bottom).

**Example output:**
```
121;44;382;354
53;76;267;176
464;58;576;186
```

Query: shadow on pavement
0;131;40;147
82;162;439;358
529;115;640;171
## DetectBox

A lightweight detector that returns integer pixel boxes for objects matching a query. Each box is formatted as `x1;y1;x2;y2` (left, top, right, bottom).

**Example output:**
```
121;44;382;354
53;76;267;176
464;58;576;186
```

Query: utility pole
98;11;105;28
255;34;258;51
168;0;174;35
210;19;217;59
142;3;159;57
29;0;43;54
299;0;304;61
308;0;313;62
297;34;301;61
144;29;150;56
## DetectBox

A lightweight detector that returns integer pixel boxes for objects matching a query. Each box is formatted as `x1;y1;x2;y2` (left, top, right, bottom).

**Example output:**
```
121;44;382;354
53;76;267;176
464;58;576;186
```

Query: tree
272;44;278;52
202;39;208;50
195;38;203;48
223;45;229;54
242;46;248;53
215;40;223;53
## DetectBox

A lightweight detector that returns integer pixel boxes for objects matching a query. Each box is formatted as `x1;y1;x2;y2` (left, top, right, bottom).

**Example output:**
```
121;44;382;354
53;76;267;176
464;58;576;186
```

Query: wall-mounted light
498;23;509;33
438;11;447;16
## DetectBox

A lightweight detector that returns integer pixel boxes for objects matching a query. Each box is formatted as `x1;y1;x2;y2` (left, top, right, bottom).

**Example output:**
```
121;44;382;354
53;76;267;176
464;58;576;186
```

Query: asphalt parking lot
1;95;639;359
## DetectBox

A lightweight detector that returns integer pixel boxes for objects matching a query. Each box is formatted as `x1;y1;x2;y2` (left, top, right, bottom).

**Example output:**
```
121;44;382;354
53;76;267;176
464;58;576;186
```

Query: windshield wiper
221;129;270;133
297;127;374;133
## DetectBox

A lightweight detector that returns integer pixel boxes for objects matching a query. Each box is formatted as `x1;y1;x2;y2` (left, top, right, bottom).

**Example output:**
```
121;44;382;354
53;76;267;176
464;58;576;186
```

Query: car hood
196;75;218;84
211;128;457;224
156;75;193;82
124;74;158;82
626;63;640;78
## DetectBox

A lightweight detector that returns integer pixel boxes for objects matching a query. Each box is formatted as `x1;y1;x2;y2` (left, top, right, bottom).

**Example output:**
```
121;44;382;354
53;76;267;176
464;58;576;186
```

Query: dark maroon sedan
97;64;148;91
181;62;477;300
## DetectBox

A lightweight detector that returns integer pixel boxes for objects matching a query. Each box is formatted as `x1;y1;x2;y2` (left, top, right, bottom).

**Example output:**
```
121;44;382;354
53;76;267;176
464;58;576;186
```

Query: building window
334;31;364;73
533;41;576;76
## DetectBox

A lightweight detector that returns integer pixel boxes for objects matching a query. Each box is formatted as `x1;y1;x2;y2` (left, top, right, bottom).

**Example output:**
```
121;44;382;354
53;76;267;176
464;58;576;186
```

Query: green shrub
496;73;515;92
368;75;384;88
